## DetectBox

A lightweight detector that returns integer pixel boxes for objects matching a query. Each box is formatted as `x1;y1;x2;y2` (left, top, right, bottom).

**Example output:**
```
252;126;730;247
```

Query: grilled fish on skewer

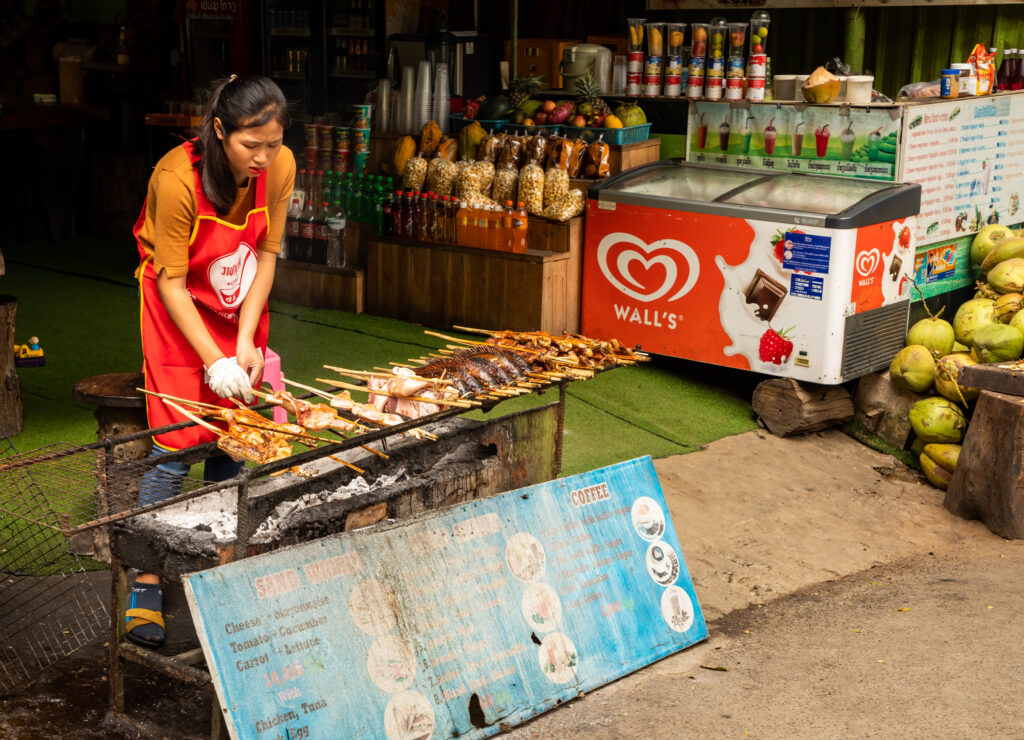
264;390;364;434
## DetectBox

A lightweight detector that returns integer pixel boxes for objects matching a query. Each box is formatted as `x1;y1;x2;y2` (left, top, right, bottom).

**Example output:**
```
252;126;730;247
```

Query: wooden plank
957;362;1024;397
270;262;364;313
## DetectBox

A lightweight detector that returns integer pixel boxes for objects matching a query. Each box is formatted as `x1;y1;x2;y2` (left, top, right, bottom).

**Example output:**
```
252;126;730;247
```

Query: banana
629;26;643;48
648;28;663;51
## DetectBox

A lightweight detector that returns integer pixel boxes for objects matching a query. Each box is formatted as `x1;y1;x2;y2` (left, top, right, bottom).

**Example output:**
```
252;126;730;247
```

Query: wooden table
73;372;151;462
945;362;1024;539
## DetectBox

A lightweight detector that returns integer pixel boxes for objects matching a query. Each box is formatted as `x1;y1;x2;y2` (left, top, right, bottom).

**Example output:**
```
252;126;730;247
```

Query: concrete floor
1;428;1016;739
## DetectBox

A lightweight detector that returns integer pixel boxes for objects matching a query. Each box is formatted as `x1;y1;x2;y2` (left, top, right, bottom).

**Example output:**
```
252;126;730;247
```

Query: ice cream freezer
581;160;922;384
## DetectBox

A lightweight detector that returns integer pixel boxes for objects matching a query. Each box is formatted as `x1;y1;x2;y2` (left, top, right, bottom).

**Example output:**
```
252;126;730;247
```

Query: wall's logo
208;243;256;310
597;233;700;303
855;248;880;278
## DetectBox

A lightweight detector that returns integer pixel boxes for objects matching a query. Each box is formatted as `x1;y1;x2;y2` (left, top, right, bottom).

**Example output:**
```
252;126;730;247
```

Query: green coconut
1010;309;1024;336
889;345;936;393
953;298;996;345
971;224;1015;266
919;454;953;489
987;258;1024;295
952;341;970;353
994;293;1023;323
934;353;979;403
906;316;955;358
923;443;961;473
909;436;927;458
981;236;1024;273
908;397;967;444
971;322;1024;363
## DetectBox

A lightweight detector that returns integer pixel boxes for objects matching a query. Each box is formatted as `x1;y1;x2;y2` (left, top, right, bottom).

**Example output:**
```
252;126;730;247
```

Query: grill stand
102;399;565;738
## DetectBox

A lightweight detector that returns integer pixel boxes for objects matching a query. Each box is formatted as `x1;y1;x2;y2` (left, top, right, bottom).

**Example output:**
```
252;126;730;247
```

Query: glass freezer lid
721;175;894;215
600;163;763;202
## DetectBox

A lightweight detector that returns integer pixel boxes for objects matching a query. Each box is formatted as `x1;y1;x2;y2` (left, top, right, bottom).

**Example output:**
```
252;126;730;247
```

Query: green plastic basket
502;123;565;137
449;114;505;133
560;123;652;145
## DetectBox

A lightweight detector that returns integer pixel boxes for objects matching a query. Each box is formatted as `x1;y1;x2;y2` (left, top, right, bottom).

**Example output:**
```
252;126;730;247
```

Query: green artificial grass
2;236;760;571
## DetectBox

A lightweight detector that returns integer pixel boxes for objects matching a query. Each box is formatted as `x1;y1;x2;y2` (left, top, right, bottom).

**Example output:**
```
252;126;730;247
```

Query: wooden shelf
366;217;583;334
271;261;365;313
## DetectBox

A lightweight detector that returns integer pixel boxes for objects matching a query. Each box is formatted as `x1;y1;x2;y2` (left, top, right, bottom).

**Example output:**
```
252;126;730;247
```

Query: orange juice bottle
456;200;468;245
512;201;528;253
466;203;479;247
502;201;515;251
475;205;490;249
484;206;498;249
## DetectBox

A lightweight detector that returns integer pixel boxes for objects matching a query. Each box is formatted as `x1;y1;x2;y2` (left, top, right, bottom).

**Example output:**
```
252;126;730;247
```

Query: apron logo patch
208;244;257;310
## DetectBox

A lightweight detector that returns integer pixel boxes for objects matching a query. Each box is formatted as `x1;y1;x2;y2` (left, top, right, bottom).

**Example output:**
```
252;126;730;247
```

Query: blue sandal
125;581;165;648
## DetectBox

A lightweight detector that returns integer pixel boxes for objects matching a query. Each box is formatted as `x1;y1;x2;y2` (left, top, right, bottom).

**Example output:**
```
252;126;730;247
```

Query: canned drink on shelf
666;56;684;76
748;54;767;77
304;124;319;149
334;126;351;149
688;55;706;76
644;75;662;97
727;57;746;78
704;76;724;100
645;56;663;75
747;76;766;101
352;104;371;129
708;56;726;77
687;74;705;99
627;73;643;95
725;77;745;100
664;75;682;97
354;151;369;176
627;51;644;74
352;129;370;153
304;147;318;171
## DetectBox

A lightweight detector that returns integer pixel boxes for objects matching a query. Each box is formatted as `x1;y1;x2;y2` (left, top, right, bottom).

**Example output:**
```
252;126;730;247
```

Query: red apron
135;141;270;449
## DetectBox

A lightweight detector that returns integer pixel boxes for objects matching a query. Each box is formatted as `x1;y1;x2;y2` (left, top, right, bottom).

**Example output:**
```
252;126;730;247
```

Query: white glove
205;357;254;403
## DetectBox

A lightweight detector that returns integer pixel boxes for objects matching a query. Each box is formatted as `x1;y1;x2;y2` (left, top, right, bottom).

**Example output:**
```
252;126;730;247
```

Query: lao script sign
184;456;708;740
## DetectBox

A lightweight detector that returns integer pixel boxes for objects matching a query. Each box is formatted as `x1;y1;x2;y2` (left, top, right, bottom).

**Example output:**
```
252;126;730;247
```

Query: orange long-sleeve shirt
135;143;295;278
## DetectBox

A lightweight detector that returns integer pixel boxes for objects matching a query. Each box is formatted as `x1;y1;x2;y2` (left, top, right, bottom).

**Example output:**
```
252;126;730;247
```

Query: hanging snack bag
401;155;428;191
466;160;495;196
492;168;519;205
566;138;588;178
476;132;503;163
426;157;457;197
497;135;524;170
544;167;570;207
584;136;611;179
519;164;546;216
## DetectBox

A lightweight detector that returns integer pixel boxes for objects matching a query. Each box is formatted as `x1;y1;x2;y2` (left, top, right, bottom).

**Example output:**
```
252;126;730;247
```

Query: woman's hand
236;338;265;388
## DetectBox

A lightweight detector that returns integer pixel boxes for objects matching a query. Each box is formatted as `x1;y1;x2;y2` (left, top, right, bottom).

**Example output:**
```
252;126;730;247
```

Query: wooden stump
0;295;23;436
852;370;922;449
751;378;854;437
945;390;1024;539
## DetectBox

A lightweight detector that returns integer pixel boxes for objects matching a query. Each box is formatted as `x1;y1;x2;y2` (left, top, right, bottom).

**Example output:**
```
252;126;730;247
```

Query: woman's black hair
195;75;291;214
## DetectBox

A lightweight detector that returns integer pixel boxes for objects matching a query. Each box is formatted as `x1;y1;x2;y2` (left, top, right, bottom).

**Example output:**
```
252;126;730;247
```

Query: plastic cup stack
747;12;770;102
397;66;416;135
415;60;433;133
432;63;450;135
376;79;391;132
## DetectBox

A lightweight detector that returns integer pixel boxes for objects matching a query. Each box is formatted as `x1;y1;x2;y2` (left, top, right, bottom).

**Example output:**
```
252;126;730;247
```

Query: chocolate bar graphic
889;254;902;281
744;269;788;322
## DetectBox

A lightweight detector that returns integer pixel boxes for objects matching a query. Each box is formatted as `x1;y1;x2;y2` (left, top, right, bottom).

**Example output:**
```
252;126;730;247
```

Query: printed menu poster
184;457;707;740
686;101;899;181
899;94;1024;246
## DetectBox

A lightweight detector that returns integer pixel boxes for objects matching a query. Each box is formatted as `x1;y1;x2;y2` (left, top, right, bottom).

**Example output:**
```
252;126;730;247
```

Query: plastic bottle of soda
325;201;347;268
311;201;330;264
283;195;302;260
391;189;404;236
382;189;393;236
298;197;317;262
455;200;469;245
475;204;489;248
403;191;416;238
296;169;308;203
512;201;528;253
502;201;515;251
417;192;430;240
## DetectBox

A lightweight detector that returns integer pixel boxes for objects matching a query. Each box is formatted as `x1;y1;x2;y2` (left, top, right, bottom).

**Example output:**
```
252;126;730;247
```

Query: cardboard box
505;38;583;89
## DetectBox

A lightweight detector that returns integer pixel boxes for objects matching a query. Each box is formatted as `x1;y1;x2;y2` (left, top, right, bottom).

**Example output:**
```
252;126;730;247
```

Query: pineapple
573;73;611;126
509;75;547;109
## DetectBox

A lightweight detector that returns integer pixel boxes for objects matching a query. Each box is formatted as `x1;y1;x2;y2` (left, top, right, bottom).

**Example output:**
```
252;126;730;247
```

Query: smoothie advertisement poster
686;101;899;181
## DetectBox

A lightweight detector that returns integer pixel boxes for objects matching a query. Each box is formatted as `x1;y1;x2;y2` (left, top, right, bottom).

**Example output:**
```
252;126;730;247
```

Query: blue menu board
184;456;707;740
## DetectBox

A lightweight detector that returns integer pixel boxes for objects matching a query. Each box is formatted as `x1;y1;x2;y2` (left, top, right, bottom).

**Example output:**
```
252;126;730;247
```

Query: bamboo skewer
137;388;224;412
163;399;227;436
323;365;454;387
314;377;477;408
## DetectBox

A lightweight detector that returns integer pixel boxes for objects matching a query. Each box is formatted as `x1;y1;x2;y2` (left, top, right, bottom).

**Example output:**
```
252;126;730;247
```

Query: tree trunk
0;295;23;436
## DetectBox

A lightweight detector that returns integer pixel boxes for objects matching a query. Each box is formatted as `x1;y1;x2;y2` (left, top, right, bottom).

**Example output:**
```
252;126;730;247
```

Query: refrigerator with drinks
581;161;921;384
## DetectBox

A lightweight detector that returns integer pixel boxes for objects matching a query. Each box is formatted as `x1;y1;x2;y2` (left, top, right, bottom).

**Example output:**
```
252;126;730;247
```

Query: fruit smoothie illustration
719;116;731;151
764;117;777;155
815;124;830;157
742;116;755;153
791;120;805;156
840;124;855;160
697;112;708;149
867;127;882;160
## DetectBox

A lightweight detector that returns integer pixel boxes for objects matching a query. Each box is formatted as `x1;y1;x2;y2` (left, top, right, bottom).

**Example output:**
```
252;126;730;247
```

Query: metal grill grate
0;437;109;696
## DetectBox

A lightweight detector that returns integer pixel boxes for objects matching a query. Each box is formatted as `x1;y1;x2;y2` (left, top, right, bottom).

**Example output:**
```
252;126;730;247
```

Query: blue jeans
138;444;245;507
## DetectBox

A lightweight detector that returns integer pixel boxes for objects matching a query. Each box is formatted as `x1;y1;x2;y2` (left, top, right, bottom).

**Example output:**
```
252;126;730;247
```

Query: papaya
419;120;442;158
390;136;417;179
458;120;486;161
437;137;459;162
